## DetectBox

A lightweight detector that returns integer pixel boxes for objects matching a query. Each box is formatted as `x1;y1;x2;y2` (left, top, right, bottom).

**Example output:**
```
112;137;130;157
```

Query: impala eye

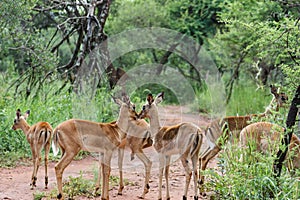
133;105;136;110
142;105;146;110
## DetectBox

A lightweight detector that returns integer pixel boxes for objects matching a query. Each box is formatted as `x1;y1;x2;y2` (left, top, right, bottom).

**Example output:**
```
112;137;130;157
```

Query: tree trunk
44;0;123;93
273;85;300;177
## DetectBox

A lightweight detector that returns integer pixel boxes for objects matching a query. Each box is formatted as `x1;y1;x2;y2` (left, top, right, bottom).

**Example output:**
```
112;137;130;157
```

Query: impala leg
181;156;192;200
117;148;125;195
192;154;199;200
55;150;79;199
136;149;152;199
158;154;165;200
164;156;171;200
44;140;51;189
94;153;103;196
30;143;38;189
199;146;220;185
101;151;113;200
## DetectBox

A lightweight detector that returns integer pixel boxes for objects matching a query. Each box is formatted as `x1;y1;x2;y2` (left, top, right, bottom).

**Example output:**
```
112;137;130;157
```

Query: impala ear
147;94;154;105
24;110;30;119
154;92;164;105
121;92;131;105
270;84;278;96
16;109;21;119
112;96;123;106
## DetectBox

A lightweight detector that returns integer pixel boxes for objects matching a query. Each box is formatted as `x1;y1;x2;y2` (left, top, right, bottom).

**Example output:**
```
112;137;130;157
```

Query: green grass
34;169;131;200
193;82;286;118
225;83;271;116
203;142;300;199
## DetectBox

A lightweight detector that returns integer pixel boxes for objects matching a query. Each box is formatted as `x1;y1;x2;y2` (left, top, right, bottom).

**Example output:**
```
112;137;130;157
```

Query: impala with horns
199;85;288;185
51;94;137;200
138;92;203;200
12;109;53;189
239;122;300;170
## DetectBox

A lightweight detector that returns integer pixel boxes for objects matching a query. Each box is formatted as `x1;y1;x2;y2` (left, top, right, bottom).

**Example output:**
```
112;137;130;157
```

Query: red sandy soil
0;105;218;200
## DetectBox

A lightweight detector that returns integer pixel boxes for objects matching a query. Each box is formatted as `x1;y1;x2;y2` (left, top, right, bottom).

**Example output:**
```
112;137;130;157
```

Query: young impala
121;117;153;199
239;122;300;170
138;92;203;200
51;94;138;200
12;109;53;189
199;85;288;185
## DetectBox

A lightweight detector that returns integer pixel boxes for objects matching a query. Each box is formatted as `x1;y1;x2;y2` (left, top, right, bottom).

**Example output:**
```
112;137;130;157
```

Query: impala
138;92;203;200
51;94;138;200
122;117;153;199
239;121;300;170
12;109;53;189
107;94;153;198
199;85;288;185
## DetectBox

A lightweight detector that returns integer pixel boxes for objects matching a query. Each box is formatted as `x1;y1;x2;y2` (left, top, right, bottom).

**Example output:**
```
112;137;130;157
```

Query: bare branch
51;26;78;53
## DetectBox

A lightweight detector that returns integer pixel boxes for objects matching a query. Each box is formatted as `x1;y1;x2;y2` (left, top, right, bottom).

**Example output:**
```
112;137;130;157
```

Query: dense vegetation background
0;0;299;199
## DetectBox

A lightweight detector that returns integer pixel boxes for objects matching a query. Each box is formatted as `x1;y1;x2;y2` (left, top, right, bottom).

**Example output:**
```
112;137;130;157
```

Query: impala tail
191;129;202;157
39;124;52;147
52;127;60;156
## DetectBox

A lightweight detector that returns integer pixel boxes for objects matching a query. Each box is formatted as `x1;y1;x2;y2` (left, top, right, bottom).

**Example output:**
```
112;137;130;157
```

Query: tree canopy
0;0;299;100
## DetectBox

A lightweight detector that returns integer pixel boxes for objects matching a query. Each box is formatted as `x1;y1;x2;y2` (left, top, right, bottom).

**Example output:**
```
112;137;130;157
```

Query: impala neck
20;120;31;135
148;105;161;136
116;104;131;135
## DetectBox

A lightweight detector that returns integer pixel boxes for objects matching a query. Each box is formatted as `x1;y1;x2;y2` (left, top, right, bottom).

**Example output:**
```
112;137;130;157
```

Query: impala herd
11;85;300;200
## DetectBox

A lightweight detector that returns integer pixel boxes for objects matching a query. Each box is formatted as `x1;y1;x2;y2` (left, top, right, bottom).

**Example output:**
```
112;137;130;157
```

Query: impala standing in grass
239;121;300;170
199;85;288;185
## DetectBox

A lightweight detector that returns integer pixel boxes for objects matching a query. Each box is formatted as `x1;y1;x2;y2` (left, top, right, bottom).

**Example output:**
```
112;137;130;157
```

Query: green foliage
209;0;300;90
226;83;273;116
193;81;282;118
107;0;168;34
45;170;129;199
33;191;46;200
47;172;96;199
63;173;96;199
204;143;300;199
167;0;222;43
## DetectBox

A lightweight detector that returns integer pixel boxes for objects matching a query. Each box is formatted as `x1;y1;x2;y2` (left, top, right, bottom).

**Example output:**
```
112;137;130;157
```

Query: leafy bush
203;143;300;199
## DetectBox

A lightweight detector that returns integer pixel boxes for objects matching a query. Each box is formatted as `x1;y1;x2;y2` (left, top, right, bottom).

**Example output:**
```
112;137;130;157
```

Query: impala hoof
200;192;207;197
30;183;36;190
57;193;62;199
117;185;124;195
198;179;204;185
45;176;48;188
